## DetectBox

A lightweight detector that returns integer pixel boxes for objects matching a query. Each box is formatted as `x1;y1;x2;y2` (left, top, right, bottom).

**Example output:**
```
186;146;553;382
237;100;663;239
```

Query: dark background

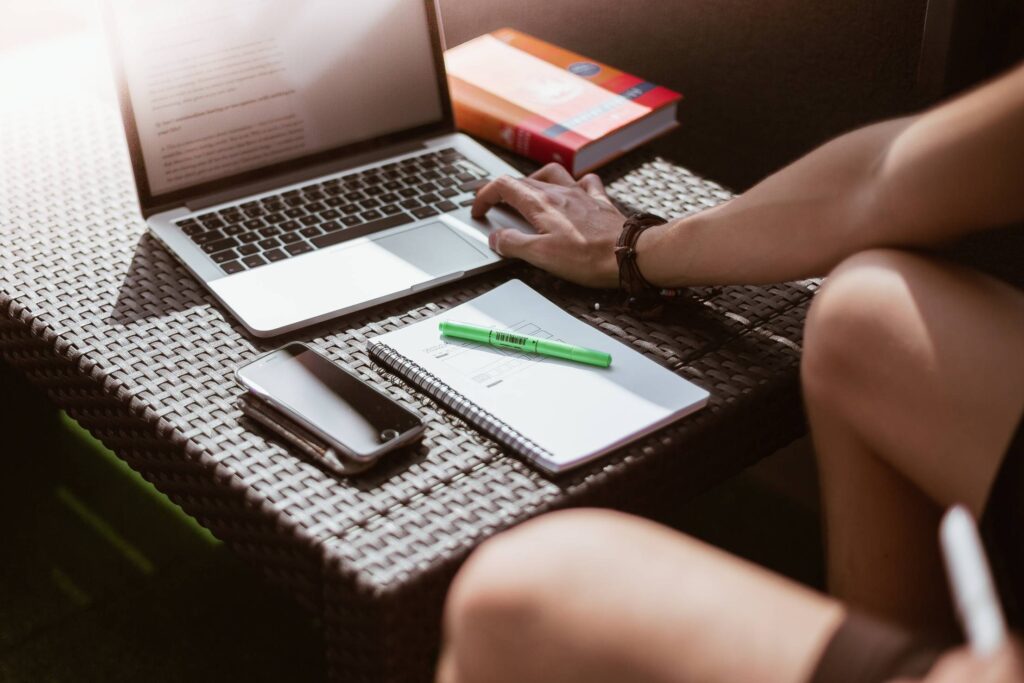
440;0;1024;190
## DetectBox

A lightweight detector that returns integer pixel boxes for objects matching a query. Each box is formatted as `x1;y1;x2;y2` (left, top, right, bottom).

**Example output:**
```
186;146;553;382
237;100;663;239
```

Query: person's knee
445;508;633;633
444;519;556;646
441;508;639;682
801;248;925;410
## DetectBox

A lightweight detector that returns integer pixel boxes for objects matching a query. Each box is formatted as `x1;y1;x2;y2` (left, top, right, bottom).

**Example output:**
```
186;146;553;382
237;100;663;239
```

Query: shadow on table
106;234;217;328
345;443;434;491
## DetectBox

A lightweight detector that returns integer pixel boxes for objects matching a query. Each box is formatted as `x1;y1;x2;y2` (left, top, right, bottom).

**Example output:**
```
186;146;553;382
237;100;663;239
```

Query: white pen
940;505;1008;656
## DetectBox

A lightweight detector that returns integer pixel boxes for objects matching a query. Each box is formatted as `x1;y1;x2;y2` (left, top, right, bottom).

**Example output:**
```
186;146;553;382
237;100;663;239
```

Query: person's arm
474;62;1024;288
636;116;913;286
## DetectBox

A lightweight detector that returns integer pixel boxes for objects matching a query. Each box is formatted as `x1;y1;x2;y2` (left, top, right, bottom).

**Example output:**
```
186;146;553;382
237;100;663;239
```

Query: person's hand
894;640;1024;683
472;163;627;288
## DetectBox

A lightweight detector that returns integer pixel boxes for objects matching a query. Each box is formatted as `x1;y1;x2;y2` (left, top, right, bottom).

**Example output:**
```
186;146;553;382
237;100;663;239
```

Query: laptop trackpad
372;221;490;276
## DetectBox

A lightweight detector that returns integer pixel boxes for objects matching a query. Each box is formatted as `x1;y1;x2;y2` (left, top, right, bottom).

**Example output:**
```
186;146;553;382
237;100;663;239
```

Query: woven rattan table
1;36;817;682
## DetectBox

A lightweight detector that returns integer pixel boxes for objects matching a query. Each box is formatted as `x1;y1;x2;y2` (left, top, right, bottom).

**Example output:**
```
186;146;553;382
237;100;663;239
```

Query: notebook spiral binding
368;340;554;467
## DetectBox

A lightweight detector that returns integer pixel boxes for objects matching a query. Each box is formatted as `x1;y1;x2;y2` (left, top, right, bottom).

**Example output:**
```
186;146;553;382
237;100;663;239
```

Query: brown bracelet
614;212;667;298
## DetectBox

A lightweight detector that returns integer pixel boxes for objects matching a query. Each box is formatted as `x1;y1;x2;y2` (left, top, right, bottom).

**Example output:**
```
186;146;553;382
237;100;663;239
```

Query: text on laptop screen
111;0;445;197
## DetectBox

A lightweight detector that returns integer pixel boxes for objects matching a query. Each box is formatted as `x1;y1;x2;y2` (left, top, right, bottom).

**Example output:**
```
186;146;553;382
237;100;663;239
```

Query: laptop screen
108;0;449;207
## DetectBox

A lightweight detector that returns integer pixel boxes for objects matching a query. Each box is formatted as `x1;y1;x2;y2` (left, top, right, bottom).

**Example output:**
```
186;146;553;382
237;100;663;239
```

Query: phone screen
237;344;422;459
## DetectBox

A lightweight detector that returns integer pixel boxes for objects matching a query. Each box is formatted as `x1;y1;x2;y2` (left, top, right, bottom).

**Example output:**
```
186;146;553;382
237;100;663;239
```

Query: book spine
449;78;579;171
367;340;553;466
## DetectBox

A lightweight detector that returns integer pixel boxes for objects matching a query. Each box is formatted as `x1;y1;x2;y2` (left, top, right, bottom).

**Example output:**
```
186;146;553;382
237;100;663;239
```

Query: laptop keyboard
174;148;492;275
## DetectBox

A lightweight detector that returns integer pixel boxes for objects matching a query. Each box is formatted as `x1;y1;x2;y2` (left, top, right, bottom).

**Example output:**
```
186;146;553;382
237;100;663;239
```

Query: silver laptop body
106;0;531;337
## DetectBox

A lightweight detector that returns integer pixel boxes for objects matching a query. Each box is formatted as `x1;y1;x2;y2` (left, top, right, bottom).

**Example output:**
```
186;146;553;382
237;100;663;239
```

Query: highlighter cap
439;321;492;343
571;346;612;368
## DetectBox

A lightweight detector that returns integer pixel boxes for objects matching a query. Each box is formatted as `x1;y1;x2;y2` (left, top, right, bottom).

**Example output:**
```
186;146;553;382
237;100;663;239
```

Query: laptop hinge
185;139;428;212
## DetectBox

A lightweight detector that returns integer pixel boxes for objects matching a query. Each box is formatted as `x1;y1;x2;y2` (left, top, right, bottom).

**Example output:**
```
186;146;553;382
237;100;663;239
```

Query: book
444;28;683;176
367;280;709;474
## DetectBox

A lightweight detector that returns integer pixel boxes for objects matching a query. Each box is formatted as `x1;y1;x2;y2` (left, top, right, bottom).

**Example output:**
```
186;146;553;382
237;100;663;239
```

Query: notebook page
371;280;709;469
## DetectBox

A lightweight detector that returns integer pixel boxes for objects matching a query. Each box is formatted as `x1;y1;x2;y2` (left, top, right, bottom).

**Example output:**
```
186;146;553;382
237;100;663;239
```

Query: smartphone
235;343;425;464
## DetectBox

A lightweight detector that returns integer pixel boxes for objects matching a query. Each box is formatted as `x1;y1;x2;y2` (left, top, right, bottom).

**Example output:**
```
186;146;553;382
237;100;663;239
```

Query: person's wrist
591;219;627;288
633;220;670;288
614;212;669;298
599;233;621;287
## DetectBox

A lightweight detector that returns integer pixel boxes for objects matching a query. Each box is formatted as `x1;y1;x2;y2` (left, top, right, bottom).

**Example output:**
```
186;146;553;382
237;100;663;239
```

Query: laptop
104;0;531;337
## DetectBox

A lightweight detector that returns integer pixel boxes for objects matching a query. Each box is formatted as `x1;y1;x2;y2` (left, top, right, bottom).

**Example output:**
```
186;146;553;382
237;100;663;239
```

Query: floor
0;360;824;682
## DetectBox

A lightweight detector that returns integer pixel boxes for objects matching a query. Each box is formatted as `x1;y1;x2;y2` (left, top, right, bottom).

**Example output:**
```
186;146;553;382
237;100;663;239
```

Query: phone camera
379;429;400;443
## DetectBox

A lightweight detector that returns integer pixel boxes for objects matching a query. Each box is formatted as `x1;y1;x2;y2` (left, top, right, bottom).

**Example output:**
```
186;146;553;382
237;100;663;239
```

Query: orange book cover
444;28;682;175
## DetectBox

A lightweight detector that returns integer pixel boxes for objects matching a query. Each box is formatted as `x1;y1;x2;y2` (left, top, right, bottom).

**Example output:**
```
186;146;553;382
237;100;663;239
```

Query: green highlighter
438;321;612;368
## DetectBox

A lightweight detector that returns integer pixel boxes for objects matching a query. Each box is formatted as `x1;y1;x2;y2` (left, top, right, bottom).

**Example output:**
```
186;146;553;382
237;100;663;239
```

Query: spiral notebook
367;280;709;474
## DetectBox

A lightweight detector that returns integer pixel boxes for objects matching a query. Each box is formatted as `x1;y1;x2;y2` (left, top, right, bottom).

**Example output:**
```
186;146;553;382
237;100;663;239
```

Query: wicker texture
1;37;817;682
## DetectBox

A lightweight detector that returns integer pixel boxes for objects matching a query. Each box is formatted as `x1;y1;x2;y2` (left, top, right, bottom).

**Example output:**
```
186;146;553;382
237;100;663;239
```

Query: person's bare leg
437;508;844;683
803;248;1024;632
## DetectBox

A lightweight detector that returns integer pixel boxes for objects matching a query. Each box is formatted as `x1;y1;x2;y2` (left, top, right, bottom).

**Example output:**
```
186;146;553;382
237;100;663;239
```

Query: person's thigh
438;508;843;683
803;248;1024;514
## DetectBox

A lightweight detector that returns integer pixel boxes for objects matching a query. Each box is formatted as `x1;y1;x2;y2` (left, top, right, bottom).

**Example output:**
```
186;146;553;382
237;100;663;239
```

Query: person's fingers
578;173;612;202
488;228;543;261
471;175;543;220
578;173;604;194
529;162;575;187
